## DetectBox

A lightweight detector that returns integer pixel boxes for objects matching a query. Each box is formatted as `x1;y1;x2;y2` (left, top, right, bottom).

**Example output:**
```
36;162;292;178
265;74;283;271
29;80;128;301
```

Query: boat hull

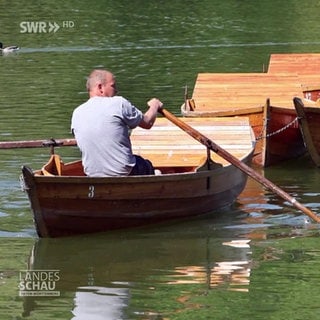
21;155;252;237
261;105;306;166
294;97;320;166
182;103;305;167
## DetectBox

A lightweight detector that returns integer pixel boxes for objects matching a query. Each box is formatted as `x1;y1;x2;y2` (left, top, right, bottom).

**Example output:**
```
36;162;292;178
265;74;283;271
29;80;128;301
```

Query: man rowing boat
71;69;163;177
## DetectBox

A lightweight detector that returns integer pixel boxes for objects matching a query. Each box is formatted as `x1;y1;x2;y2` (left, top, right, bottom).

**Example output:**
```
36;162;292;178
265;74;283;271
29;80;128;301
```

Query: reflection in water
211;261;250;292
236;174;316;232
13;160;320;318
166;239;251;293
22;227;253;319
72;287;129;320
16;225;320;319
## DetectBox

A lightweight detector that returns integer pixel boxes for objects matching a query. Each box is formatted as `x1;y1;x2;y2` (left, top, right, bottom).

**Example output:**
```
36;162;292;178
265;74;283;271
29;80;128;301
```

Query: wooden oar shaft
0;138;76;149
160;108;320;223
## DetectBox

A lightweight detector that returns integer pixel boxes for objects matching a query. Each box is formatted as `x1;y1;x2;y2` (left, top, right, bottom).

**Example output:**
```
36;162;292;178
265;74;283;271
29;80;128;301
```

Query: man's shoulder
73;96;133;114
112;95;131;104
74;99;90;110
88;96;129;105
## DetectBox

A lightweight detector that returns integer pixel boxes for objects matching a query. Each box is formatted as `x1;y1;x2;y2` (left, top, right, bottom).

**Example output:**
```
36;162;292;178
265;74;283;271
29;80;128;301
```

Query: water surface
0;0;320;318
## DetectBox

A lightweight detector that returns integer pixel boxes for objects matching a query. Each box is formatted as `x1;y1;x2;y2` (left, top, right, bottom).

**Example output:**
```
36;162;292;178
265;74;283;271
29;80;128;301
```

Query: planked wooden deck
131;117;255;167
268;53;320;74
189;53;320;114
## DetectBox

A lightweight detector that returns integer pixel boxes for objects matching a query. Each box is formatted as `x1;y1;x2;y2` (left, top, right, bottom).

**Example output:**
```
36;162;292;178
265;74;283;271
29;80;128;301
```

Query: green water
0;0;320;318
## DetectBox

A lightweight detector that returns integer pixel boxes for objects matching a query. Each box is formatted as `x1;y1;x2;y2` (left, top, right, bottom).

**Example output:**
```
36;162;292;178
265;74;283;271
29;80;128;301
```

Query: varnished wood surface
188;53;320;114
268;53;320;74
131;117;255;166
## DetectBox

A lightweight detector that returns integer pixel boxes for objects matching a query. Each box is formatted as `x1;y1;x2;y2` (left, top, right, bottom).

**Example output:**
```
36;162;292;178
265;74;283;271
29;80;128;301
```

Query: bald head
86;69;117;97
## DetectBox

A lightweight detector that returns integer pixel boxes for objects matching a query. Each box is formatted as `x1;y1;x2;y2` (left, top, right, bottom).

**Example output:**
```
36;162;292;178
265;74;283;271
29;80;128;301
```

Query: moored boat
294;97;320;167
181;53;320;167
21;117;255;237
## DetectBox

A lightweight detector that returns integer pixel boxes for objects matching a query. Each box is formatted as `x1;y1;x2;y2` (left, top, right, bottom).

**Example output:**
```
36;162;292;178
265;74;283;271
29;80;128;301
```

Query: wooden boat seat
131;117;254;167
37;117;253;175
41;154;63;176
40;155;86;176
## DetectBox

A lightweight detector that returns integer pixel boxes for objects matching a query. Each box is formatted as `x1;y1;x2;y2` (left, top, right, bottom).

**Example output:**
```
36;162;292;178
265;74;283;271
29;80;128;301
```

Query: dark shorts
129;155;155;176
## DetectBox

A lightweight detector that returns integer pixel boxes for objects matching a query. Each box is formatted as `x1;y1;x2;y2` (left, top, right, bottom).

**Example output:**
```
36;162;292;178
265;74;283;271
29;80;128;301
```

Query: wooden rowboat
182;53;320;167
294;97;320;167
21;117;255;237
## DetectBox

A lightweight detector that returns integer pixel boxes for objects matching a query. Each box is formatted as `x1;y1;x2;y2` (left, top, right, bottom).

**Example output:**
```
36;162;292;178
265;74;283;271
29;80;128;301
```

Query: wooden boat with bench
21;117;255;237
181;53;320;167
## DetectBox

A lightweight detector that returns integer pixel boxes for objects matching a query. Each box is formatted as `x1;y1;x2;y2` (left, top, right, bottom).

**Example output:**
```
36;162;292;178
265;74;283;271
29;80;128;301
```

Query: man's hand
147;98;163;111
139;98;163;129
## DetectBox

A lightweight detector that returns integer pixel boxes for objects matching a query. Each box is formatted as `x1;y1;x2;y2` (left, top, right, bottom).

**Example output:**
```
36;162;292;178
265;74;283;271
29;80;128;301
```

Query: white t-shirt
71;96;143;176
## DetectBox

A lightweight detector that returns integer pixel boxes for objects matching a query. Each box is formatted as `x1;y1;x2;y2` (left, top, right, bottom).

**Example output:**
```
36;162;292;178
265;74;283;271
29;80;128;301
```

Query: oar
159;108;320;223
0;138;76;149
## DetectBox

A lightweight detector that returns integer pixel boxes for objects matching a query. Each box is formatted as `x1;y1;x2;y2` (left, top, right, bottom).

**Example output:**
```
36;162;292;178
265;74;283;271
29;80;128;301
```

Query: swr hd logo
20;21;74;33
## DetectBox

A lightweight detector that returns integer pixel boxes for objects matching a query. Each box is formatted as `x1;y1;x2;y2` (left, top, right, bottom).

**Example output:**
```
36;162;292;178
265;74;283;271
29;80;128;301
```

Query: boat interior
37;154;212;177
36;116;254;177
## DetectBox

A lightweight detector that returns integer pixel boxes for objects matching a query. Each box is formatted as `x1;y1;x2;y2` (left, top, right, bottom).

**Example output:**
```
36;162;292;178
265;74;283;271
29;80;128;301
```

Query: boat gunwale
32;164;227;183
32;149;254;181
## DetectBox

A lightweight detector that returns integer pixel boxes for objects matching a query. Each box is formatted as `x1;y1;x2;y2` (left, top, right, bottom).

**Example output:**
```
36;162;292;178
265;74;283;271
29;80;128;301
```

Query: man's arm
139;98;163;129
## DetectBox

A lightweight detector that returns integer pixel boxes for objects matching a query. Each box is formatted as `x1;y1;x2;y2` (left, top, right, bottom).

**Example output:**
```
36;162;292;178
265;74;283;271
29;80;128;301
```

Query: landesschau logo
20;21;74;33
19;269;60;296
